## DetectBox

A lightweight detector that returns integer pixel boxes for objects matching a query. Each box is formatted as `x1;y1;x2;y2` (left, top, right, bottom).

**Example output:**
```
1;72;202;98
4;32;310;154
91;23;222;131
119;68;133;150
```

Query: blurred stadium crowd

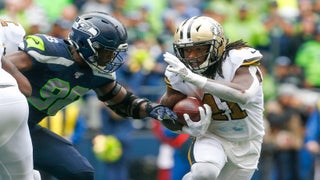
2;0;320;179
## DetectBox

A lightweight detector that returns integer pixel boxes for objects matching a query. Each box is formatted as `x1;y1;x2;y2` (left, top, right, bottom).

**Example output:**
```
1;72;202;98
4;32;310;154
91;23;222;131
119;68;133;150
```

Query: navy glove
146;102;182;131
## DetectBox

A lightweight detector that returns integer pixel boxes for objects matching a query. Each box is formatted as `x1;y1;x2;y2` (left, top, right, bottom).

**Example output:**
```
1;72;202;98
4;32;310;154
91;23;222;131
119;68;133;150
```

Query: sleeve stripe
242;59;261;66
164;77;173;89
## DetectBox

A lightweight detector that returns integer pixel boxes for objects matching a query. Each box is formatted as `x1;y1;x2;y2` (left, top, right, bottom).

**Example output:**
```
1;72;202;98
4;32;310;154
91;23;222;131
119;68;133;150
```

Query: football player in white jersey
161;16;264;180
0;19;40;180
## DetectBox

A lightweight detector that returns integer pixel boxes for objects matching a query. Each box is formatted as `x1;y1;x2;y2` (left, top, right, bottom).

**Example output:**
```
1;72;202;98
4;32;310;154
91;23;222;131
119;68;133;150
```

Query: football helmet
173;16;227;74
68;12;128;73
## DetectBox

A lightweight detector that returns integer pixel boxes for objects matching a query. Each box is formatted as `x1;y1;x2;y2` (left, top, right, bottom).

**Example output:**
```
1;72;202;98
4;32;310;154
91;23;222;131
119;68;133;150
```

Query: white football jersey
0;19;35;179
0;20;26;86
165;47;265;142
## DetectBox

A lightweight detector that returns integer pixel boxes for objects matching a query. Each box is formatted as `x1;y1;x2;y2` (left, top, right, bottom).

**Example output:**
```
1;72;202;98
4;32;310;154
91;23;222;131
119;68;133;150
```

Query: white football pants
0;86;35;180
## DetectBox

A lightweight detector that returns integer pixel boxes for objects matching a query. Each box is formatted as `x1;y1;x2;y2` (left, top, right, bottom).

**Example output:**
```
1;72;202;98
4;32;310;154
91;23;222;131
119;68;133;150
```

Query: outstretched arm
94;82;179;125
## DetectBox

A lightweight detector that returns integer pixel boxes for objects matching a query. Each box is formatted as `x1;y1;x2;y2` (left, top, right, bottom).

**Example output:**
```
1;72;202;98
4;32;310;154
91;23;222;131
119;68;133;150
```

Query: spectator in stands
273;56;304;87
0;0;49;34
152;120;191;180
80;0;113;15
300;100;320;180
49;4;78;38
295;23;320;88
223;3;269;49
265;84;306;180
262;1;297;61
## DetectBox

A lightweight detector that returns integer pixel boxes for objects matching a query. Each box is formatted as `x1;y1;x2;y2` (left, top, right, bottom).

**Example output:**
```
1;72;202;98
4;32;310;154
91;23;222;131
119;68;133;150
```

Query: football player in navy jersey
2;12;179;180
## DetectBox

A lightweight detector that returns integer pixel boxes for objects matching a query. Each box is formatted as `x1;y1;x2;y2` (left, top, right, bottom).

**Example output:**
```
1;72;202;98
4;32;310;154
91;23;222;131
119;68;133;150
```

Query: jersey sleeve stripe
164;76;173;89
241;59;261;66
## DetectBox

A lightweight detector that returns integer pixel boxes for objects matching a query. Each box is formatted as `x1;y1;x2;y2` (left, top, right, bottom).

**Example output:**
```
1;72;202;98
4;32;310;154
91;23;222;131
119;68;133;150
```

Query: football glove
164;52;207;88
146;102;181;131
182;104;212;137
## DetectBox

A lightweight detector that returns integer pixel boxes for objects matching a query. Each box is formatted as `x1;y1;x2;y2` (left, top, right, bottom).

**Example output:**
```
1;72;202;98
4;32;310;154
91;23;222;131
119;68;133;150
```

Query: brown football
173;97;204;125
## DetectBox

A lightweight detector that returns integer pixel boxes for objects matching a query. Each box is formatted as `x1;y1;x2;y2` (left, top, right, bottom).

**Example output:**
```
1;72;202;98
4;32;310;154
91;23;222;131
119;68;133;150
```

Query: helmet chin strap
97;64;107;70
86;61;116;78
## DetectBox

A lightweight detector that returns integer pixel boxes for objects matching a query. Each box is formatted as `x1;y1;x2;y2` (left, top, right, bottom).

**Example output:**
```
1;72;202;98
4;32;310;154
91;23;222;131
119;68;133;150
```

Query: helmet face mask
174;43;211;72
90;42;127;73
69;12;128;73
173;16;226;74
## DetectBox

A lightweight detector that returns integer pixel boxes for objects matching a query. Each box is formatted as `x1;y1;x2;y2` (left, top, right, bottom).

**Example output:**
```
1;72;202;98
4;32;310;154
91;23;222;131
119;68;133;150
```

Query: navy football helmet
68;12;128;73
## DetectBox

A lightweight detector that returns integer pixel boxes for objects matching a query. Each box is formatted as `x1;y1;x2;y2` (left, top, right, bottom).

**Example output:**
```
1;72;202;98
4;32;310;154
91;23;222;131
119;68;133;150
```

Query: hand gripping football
173;97;204;125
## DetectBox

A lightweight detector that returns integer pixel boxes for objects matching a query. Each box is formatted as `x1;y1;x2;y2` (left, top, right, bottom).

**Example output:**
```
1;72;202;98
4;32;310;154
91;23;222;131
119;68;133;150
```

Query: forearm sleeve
203;66;260;104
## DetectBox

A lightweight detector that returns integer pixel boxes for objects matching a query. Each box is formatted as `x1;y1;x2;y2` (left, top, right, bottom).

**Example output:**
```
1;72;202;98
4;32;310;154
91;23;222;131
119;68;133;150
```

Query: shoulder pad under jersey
0;20;25;53
21;34;49;52
1;20;25;45
228;47;263;66
20;34;71;62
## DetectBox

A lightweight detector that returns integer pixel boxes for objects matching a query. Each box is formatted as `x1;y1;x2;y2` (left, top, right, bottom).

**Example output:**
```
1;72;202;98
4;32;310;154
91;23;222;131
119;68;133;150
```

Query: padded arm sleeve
203;66;261;104
105;91;150;119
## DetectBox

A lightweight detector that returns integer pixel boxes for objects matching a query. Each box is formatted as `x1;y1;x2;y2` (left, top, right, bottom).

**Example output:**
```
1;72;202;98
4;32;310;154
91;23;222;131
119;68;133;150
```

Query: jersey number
28;78;89;115
203;94;248;121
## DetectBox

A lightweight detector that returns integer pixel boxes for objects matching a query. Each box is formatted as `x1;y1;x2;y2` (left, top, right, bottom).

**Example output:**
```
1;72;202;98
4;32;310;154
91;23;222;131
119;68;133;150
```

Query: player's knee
191;162;220;180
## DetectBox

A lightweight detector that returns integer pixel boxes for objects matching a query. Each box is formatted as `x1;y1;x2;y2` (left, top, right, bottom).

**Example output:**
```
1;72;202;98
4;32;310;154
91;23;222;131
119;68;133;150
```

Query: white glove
163;52;207;88
182;104;212;137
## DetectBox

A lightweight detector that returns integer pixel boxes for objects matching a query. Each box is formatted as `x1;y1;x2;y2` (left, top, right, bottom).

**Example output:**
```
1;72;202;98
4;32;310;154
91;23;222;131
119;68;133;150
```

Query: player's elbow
237;91;253;104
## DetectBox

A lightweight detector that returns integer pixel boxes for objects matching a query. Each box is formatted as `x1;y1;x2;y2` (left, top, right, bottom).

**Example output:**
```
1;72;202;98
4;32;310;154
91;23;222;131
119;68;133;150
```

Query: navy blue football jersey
19;34;115;125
